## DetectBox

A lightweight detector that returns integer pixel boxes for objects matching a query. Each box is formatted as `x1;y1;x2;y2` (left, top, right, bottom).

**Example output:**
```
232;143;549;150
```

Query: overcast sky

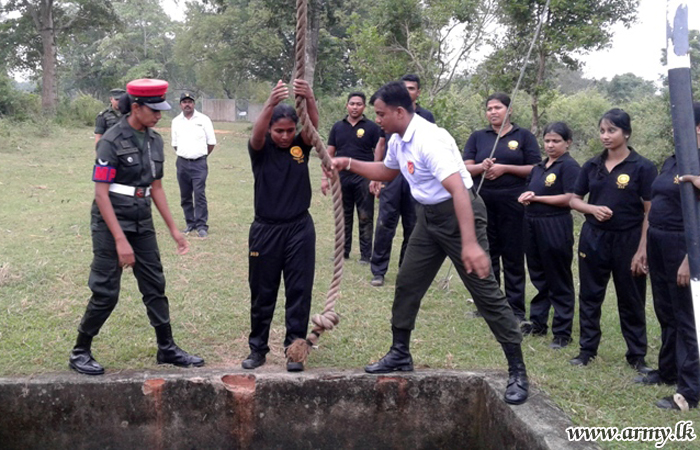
163;0;699;83
579;0;699;82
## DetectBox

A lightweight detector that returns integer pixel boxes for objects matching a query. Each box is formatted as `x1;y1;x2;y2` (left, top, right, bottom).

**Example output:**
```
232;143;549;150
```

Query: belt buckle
135;187;145;198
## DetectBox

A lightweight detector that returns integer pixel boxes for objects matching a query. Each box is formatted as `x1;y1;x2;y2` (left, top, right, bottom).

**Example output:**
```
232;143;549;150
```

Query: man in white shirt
329;81;529;405
171;92;217;238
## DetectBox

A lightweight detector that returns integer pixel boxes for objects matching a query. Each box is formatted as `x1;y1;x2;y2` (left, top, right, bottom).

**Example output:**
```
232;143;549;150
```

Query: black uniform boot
365;326;413;374
69;332;105;375
155;323;205;368
501;343;529;405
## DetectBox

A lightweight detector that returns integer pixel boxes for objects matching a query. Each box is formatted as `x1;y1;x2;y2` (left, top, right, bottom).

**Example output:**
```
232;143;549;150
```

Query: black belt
178;155;207;161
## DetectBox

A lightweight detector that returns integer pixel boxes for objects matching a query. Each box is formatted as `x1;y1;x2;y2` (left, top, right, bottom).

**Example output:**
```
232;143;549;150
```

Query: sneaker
197;229;208;238
656;394;697;410
181;226;195;234
569;353;595;366
241;352;266;370
370;275;385;287
549;336;571;350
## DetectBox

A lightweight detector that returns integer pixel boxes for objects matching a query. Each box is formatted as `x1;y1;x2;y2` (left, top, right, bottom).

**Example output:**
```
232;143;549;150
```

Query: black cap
110;88;126;99
180;92;195;102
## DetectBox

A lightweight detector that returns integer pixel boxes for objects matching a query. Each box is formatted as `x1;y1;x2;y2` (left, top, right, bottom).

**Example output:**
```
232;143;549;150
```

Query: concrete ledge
0;369;597;449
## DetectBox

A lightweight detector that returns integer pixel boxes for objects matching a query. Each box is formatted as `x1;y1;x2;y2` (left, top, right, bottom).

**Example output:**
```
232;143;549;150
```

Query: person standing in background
171;92;217;238
94;88;125;144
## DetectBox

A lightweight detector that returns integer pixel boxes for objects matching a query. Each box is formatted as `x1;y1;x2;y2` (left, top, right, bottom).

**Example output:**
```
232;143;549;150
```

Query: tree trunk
530;46;547;136
28;0;58;113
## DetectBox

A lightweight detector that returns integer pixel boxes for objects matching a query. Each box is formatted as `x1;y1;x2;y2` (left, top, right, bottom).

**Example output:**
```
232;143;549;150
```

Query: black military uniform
573;148;657;367
70;79;203;375
644;153;700;406
94;89;125;137
522;152;581;344
371;105;434;279
328;115;381;260
247;133;315;359
463;125;541;320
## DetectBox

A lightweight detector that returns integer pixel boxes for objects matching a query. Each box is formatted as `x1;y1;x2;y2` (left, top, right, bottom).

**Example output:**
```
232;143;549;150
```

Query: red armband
92;165;117;183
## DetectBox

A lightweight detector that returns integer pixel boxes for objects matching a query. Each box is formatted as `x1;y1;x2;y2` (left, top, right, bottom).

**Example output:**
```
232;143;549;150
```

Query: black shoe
344;253;350;260
182;226;195;234
365;349;414;373
634;370;676;386
629;359;653;375
549;336;571;350
656;395;698;410
359;257;370;266
69;332;105;375
521;321;547;337
501;343;529;405
365;326;413;374
69;348;105;375
569;353;595;366
370;275;385;287
287;361;304;372
154;323;204;368
242;352;266;370
197;229;208;238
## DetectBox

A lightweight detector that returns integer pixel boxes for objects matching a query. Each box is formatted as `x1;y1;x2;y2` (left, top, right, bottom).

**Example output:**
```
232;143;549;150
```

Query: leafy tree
349;0;498;100
475;0;638;135
0;0;117;113
599;72;657;103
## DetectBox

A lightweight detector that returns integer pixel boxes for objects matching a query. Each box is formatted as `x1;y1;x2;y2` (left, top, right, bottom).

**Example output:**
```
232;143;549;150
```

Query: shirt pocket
116;146;141;168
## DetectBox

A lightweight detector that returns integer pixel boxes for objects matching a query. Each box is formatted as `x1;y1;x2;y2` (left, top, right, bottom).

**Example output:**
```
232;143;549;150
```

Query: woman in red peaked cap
69;79;204;375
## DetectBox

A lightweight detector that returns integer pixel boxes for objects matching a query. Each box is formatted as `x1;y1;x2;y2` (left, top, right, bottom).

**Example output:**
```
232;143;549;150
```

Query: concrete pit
0;370;597;449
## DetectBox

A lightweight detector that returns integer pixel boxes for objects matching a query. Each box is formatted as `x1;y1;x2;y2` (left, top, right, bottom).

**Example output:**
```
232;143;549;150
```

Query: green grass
1;120;699;449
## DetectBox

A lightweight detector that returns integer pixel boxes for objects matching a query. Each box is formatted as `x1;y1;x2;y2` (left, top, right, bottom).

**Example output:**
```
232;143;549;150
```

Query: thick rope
287;0;345;362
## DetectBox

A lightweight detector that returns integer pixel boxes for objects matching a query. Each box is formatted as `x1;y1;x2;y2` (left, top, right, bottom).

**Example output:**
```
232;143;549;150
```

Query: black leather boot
69;332;105;375
155;323;205;368
501;343;529;405
365;326;413;374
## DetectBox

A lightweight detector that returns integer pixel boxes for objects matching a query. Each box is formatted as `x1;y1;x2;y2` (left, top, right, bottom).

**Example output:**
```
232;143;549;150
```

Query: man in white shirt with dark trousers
330;80;529;405
171;92;217;238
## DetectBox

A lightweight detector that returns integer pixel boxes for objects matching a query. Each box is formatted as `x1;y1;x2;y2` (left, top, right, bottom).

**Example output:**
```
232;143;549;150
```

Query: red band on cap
127;79;169;98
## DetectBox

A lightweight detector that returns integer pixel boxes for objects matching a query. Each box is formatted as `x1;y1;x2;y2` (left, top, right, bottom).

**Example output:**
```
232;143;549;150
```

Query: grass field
1;119;699;449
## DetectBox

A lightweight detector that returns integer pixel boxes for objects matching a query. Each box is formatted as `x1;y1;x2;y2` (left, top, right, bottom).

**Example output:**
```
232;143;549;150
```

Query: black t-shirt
649;151;700;231
463;124;541;190
249;133;312;221
328;115;381;161
574;148;657;231
525;152;581;216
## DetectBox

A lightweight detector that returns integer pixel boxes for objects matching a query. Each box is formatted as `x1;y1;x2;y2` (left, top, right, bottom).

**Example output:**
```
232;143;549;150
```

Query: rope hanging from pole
286;0;345;363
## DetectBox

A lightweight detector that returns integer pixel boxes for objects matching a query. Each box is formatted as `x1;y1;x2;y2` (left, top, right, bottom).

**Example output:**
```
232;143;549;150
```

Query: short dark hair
401;74;421;89
543;122;573;142
599;108;632;137
270;104;298;127
347;92;366;103
370;81;414;114
485;92;511;108
694;102;700;127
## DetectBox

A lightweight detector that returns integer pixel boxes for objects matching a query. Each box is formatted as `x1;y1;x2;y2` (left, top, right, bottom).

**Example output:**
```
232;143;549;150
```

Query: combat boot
69;332;105;375
155;323;205;368
501;342;529;405
365;326;413;374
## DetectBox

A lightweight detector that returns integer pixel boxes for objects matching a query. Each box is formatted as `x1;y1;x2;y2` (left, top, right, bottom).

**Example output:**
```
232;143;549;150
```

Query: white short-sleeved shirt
171;110;217;159
384;114;473;205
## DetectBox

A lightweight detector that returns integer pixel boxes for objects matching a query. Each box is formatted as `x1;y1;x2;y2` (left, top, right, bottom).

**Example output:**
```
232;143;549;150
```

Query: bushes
55;93;105;127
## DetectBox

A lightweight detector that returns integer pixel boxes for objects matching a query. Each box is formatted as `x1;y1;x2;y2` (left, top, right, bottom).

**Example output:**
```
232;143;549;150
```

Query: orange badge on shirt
407;161;415;175
290;146;304;164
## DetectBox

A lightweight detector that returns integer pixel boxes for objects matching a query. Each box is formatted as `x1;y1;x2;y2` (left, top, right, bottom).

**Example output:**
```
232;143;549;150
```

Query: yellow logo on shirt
617;174;630;189
250;251;259;257
674;175;680;184
508;140;519;151
545;173;557;187
290;146;304;164
357;128;365;138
